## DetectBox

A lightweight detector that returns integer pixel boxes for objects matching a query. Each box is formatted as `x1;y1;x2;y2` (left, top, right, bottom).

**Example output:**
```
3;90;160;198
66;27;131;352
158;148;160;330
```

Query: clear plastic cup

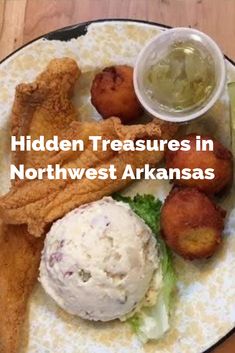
134;28;226;123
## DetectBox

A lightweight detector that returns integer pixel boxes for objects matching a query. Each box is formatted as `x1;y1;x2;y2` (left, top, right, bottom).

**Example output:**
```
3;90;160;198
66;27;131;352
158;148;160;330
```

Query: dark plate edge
0;19;171;64
0;18;235;353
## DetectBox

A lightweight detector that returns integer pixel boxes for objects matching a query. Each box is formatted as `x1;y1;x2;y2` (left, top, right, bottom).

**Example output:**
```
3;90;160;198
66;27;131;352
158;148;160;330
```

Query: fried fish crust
0;118;177;238
0;57;80;353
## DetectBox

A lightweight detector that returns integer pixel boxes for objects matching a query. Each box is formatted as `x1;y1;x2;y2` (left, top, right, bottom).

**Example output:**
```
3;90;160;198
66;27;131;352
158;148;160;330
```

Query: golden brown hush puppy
165;134;233;195
161;187;225;260
91;65;143;123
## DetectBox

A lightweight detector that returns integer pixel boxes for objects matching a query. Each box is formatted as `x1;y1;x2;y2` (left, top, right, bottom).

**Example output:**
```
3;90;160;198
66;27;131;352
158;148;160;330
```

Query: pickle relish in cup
134;28;226;123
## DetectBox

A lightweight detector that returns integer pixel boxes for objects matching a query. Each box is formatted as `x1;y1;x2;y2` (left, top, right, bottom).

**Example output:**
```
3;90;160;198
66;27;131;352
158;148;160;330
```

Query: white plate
0;20;235;353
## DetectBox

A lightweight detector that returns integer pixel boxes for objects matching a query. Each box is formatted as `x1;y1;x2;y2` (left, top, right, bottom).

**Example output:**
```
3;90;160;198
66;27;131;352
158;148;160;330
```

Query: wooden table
0;1;235;352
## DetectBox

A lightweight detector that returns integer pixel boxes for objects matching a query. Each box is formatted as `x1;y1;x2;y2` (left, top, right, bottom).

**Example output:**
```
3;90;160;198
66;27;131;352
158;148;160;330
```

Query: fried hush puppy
165;134;233;194
161;187;225;260
91;65;143;123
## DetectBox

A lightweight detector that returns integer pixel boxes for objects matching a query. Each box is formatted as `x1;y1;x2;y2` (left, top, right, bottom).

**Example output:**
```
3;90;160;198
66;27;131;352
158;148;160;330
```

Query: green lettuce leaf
113;193;162;235
113;193;176;342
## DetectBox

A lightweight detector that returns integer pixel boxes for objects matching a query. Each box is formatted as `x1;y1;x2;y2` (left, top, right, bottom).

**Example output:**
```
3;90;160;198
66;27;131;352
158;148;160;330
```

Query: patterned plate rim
0;18;234;353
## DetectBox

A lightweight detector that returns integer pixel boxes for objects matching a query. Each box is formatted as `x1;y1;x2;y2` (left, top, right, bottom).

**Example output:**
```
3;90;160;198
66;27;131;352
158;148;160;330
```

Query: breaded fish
0;118;177;238
11;57;80;171
0;57;80;353
0;223;43;353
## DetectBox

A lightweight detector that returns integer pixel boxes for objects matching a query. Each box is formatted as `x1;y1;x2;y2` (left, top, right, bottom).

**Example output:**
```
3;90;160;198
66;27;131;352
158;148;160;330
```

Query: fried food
0;223;43;353
0;57;80;353
161;187;225;260
91;65;143;123
165;134;233;194
0;118;177;238
11;57;80;171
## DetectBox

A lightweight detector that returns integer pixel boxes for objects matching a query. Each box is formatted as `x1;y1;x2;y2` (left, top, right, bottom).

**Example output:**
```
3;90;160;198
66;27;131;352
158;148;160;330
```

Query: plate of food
0;19;235;353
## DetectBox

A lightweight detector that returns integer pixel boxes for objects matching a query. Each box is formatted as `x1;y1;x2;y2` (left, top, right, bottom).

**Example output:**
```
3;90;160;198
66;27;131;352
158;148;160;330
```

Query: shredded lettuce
113;193;176;343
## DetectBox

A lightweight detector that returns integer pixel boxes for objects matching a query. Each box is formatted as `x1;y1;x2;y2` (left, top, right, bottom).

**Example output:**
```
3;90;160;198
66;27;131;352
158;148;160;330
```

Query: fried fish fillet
0;57;80;353
0;223;43;353
11;57;80;170
0;117;177;238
